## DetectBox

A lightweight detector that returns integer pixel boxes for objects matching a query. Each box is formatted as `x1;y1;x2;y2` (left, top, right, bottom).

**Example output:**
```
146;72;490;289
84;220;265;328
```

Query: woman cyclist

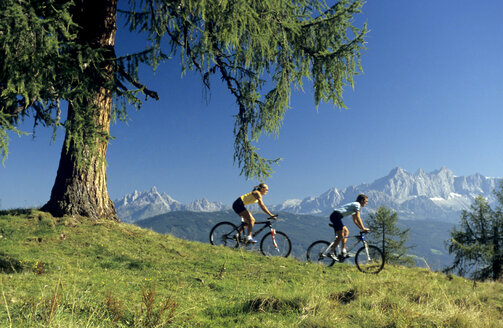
232;183;276;243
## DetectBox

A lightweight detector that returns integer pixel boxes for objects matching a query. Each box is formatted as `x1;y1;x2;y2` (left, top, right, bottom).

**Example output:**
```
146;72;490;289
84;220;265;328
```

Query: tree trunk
41;0;119;221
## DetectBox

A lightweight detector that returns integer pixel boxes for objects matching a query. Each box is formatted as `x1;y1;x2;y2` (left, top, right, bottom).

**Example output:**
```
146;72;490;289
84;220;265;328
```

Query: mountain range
114;167;502;223
114;186;227;222
273;166;501;222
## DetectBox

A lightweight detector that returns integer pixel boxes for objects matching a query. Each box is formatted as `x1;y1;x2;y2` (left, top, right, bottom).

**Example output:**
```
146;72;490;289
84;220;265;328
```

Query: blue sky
2;0;503;209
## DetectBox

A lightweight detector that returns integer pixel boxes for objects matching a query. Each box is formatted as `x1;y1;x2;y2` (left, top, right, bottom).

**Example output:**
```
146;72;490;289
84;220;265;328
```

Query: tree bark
41;0;119;221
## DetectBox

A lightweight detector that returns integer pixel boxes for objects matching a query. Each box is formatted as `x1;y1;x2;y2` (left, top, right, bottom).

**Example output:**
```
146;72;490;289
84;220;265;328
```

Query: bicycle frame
238;220;273;237
322;232;368;259
237;219;278;247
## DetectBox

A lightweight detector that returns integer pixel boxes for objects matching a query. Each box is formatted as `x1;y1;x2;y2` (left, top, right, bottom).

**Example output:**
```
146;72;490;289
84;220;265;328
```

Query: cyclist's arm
254;192;275;217
352;212;369;232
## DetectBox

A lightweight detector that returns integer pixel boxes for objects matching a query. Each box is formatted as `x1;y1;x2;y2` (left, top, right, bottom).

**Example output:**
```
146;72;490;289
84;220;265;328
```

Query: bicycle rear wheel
260;231;291;257
355;245;384;274
306;240;335;266
209;222;239;248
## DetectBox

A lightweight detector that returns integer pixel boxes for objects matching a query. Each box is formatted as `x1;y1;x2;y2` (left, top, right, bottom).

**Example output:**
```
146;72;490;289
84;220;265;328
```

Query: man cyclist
232;183;276;243
329;194;370;259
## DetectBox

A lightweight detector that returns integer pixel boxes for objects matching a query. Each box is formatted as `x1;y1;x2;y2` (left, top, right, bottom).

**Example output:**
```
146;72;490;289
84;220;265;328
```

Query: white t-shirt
334;202;361;218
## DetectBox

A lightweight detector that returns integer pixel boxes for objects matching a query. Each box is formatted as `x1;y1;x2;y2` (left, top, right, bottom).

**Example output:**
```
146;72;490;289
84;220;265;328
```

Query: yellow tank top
240;191;259;205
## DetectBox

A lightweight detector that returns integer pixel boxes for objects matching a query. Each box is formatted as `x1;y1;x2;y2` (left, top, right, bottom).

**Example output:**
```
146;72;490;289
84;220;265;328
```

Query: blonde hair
253;183;268;191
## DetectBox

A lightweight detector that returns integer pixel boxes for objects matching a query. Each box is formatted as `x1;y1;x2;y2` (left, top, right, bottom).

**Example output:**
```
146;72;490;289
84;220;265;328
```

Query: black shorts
232;198;247;215
329;211;344;232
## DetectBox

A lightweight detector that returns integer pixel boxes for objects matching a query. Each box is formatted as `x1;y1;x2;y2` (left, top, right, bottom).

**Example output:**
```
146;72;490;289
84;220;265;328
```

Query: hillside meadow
0;210;502;327
134;210;455;270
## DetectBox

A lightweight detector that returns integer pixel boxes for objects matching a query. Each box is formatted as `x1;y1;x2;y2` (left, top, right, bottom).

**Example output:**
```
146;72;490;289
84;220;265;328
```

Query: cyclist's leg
333;229;344;253
233;198;252;236
341;226;349;250
329;211;344;253
239;210;255;238
238;218;247;234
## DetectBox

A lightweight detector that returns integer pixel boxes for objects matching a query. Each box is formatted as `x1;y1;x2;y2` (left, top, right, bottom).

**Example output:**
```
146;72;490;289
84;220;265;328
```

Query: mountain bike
209;216;291;257
306;227;384;274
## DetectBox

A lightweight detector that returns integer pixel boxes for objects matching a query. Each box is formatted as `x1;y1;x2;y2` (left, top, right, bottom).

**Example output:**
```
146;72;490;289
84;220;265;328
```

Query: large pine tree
1;0;367;220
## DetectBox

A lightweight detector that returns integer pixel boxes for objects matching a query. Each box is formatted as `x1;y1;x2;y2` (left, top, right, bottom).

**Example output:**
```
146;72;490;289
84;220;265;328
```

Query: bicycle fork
363;242;371;261
271;228;279;252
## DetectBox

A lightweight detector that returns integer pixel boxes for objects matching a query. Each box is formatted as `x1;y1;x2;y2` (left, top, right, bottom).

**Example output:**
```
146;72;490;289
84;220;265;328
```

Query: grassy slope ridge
1;210;501;328
135;210;454;269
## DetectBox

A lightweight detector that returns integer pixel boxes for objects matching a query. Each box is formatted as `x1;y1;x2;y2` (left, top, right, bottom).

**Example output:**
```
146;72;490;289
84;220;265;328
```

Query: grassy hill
1;210;502;327
135;210;454;270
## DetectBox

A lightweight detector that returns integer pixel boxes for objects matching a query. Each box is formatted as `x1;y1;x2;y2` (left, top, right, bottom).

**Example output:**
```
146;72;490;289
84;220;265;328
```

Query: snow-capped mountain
271;167;502;222
114;186;227;222
184;198;227;212
115;167;501;223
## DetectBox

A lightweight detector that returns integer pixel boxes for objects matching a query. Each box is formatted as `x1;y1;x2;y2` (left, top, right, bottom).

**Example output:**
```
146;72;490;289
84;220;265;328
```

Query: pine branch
164;27;209;88
2;104;26;118
117;66;159;100
301;0;362;29
114;48;155;63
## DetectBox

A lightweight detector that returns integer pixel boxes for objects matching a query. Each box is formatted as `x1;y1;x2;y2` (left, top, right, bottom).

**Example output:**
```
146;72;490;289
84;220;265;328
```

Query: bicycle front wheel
260;231;291;257
306;240;335;266
209;222;239;248
355;245;384;274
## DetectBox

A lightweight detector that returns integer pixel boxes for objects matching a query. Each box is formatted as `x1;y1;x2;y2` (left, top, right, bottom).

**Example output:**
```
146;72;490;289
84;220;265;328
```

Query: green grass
1;210;502;327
